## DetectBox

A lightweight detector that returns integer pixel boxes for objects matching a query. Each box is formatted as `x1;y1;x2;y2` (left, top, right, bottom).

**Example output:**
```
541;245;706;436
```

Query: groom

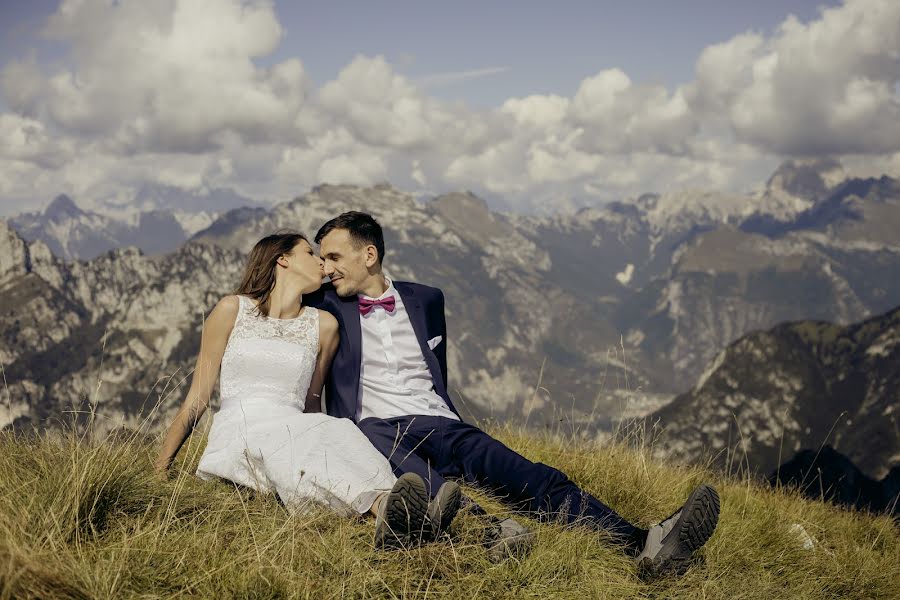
308;211;720;577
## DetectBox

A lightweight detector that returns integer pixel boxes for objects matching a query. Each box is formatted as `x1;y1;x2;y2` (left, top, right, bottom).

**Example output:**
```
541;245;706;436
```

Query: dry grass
0;424;897;599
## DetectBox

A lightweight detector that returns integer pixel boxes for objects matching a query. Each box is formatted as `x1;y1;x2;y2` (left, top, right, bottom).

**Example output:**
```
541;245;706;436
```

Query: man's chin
331;280;354;297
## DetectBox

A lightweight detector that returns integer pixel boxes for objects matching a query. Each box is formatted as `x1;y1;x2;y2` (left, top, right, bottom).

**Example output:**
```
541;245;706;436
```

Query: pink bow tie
358;296;396;315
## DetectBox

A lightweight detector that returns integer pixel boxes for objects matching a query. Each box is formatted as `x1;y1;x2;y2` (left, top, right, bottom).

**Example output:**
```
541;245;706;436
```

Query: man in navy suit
308;211;720;577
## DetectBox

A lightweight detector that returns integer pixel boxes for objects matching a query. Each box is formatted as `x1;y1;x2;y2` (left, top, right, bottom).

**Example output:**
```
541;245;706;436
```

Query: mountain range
651;306;900;479
1;160;898;479
7;185;259;260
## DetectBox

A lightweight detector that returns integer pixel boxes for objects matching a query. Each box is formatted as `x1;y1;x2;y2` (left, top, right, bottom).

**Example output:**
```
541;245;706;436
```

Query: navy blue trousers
358;415;644;545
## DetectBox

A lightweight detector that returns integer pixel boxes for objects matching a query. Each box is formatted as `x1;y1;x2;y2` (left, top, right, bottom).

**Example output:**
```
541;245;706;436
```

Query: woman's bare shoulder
205;295;241;329
316;308;339;332
215;294;241;314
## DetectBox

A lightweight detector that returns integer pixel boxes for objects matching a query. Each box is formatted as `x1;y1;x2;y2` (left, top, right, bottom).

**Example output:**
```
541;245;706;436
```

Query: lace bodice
218;295;319;412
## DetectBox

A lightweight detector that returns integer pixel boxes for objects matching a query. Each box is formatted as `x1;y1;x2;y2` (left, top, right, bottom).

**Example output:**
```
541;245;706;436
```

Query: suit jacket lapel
396;283;446;396
338;294;363;414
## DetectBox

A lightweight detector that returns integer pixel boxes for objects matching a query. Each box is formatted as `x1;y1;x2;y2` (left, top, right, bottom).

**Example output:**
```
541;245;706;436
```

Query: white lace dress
196;295;396;515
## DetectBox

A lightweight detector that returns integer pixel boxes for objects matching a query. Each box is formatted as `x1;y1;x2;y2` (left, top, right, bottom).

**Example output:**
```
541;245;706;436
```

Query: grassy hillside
1;424;897;599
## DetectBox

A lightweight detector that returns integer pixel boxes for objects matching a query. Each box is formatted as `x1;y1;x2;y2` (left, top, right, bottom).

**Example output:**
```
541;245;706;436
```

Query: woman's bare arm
154;295;239;474
304;310;339;414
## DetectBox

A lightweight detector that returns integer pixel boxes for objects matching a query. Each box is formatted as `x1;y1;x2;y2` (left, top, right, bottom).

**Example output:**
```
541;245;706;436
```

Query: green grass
1;424;897;599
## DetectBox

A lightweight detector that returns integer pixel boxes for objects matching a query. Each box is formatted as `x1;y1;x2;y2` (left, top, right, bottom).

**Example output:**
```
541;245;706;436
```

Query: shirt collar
358;276;395;302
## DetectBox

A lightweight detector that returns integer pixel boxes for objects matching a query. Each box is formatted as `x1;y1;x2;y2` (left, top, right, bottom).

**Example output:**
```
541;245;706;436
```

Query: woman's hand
153;459;170;480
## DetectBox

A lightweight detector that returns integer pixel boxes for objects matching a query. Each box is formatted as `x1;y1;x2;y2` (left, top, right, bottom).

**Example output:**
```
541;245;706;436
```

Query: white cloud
319;55;439;150
410;160;427;187
445;141;530;195
501;95;569;129
690;32;765;113
526;130;605;184
5;0;311;153
318;153;387;187
571;69;697;155
1;56;46;116
0;0;898;216
692;0;900;155
0;114;71;168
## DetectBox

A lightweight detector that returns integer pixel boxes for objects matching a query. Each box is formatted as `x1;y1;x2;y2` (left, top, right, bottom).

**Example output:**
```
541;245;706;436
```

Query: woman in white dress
155;232;457;548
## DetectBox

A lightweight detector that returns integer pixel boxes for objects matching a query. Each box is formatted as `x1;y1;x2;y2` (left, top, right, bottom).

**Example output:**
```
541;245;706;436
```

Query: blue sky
2;0;839;107
0;0;897;215
269;1;838;105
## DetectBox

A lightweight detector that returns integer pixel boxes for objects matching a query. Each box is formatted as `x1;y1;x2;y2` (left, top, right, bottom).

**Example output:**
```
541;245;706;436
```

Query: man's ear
364;245;379;268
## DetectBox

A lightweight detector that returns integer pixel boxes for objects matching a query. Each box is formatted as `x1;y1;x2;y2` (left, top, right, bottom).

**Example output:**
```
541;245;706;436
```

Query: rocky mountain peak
0;220;30;283
766;158;846;202
131;183;257;216
634;193;660;212
644;190;753;232
304;184;419;226
430;191;515;244
309;182;403;202
8;193;194;261
44;194;84;221
431;190;488;212
652;306;900;479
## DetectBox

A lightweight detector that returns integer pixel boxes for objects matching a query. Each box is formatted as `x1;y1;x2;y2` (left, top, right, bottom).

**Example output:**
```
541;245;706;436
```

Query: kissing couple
155;211;720;577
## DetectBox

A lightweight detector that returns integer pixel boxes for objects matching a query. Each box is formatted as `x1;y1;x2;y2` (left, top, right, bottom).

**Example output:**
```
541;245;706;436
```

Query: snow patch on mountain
172;211;217;235
615;264;634;285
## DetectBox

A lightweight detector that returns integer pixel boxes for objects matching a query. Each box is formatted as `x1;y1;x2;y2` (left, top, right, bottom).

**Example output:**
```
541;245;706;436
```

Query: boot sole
640;484;720;578
425;481;462;541
374;473;430;550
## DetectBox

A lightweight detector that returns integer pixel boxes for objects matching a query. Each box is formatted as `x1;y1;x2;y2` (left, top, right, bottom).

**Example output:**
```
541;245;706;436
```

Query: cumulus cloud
4;0;311;153
690;0;900;155
501;94;570;130
0;113;71;168
0;0;898;216
572;69;696;155
319;55;441;150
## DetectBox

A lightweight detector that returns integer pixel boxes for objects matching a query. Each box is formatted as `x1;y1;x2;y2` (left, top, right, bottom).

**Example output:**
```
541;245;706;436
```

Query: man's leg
357;415;448;498
436;418;647;549
360;416;537;559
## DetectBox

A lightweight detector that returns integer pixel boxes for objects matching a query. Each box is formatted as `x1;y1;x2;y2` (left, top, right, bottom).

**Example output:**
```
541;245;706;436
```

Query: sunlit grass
0;424;897;599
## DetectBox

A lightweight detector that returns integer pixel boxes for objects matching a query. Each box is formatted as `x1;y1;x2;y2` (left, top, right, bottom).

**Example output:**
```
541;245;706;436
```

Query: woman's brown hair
234;231;309;317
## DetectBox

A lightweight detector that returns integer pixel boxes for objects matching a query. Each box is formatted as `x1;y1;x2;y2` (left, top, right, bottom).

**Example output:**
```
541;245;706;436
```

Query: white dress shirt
357;278;459;422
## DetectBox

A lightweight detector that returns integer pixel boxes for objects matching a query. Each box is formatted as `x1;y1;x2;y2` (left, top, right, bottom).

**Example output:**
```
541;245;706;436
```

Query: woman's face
283;239;325;293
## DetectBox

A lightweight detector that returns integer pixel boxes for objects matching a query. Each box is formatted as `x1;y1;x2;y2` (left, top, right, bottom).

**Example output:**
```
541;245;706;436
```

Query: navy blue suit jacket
306;281;460;422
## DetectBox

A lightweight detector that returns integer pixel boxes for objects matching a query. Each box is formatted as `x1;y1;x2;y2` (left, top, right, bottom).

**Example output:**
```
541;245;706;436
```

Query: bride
154;231;459;548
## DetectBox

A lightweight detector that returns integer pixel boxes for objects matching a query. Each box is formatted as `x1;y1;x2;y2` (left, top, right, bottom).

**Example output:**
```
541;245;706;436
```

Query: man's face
318;228;372;297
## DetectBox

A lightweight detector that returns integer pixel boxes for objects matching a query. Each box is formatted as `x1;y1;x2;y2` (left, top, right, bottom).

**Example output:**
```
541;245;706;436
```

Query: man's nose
322;260;334;276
